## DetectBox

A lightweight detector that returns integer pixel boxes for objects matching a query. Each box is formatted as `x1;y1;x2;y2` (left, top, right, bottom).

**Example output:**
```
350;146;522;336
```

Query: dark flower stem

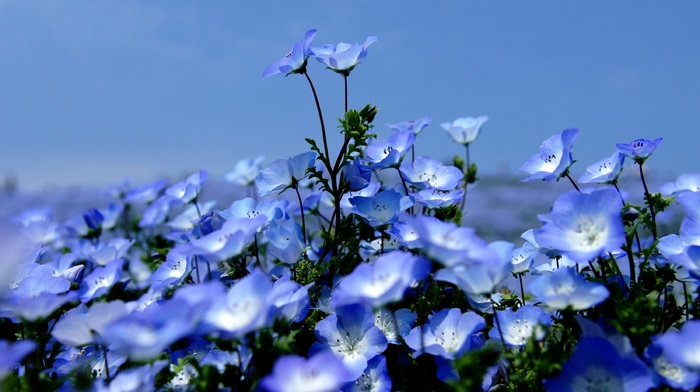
564;172;581;192
303;72;331;163
518;274;525;305
638;162;658;240
103;346;111;382
396;167;410;196
343;74;348;113
460;144;471;212
294;186;308;244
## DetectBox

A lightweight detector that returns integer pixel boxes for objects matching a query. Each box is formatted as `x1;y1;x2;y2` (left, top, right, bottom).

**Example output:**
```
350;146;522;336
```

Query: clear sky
2;1;699;191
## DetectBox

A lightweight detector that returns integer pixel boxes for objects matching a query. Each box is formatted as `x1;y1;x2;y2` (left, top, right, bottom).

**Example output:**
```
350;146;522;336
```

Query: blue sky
1;1;699;190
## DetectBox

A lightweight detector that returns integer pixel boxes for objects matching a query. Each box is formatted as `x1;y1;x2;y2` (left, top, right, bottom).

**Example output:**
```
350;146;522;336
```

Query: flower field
2;29;700;392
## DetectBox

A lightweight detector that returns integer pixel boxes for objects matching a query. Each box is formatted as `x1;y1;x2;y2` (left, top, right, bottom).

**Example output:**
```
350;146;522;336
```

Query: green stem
460;144;471;212
564;172;581;192
294;186;308;244
638;162;658;240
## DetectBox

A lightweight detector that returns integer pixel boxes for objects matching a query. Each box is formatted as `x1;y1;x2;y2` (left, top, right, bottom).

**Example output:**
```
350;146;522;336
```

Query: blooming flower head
330;250;430;308
616;137;663;163
256;151;317;197
260;351;353;392
310;303;388;379
364;130;416;170
404;308;485;359
578;151;625;184
387;116;432;135
349;190;413;228
311;36;377;76
529;267;610;310
225;155;265;186
520;128;579;183
263;29;317;78
544;337;656;392
534;187;625;263
400;156;463;190
489;305;551;348
440;116;488;145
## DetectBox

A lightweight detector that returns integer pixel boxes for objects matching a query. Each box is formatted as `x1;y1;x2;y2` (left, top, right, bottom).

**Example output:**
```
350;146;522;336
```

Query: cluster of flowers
2;29;700;391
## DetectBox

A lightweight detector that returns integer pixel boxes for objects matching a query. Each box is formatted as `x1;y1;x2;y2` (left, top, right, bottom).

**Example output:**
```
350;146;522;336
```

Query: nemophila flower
364;130;415;169
411;188;463;209
123;178;167;204
654;321;700;371
256;151;317;197
440;116;488;145
358;236;400;262
138;194;178;228
265;218;305;265
52;300;128;347
74;237;134;266
331;250;430;309
165;170;208;204
400;157;463;190
45;253;83;283
13;207;60;244
342;157;373;192
660;173;700;196
349;190;413;228
520;128;579;182
311;35;377;76
97;202;123;230
434;240;512;295
529;267;609;310
168;199;216;231
93;360;167;392
342;355;391;392
103;298;200;361
149;249;192;290
534;187;625;263
310;303;388;379
544;336;656;392
511;236;539;274
225;155;265;186
340;180;380;215
578;151;625;184
404;308;485;359
644;338;700;391
222;197;287;223
201;269;273;338
260;351;353;392
616;137;663;162
410;214;488;266
373;308;416;344
0;340;35;379
488;305;551;348
78;258;124;303
269;275;312;323
389;220;420;249
387;116;432;135
83;207;103;232
187;215;266;261
263;29;317;78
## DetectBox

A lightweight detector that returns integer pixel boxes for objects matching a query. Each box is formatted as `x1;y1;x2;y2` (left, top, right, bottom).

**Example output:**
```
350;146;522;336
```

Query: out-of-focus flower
489;305;551;348
529;267;609;310
260;351;353;392
578;151;625;184
440;116;488;145
225;155;265;186
404;308;485;359
387;116;431;135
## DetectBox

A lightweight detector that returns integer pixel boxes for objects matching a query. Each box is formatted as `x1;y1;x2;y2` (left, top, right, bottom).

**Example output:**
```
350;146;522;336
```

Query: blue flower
616;137;663;162
529;267;609;310
310;303;388;379
255;151;317;197
330;250;430;309
311;36;377;76
349;190;413;228
644;337;700;391
404;308;485;359
534;187;625;263
489;305;551;348
400;157;463;190
654;320;700;371
260;351;353;392
520;128;579;182
264;218;305;265
263;29;317;78
341;355;391;392
364;130;415;170
578;151;625;184
544;337;656;392
225;155;265;186
440;116;488;145
0;340;35;379
387;116;432;135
